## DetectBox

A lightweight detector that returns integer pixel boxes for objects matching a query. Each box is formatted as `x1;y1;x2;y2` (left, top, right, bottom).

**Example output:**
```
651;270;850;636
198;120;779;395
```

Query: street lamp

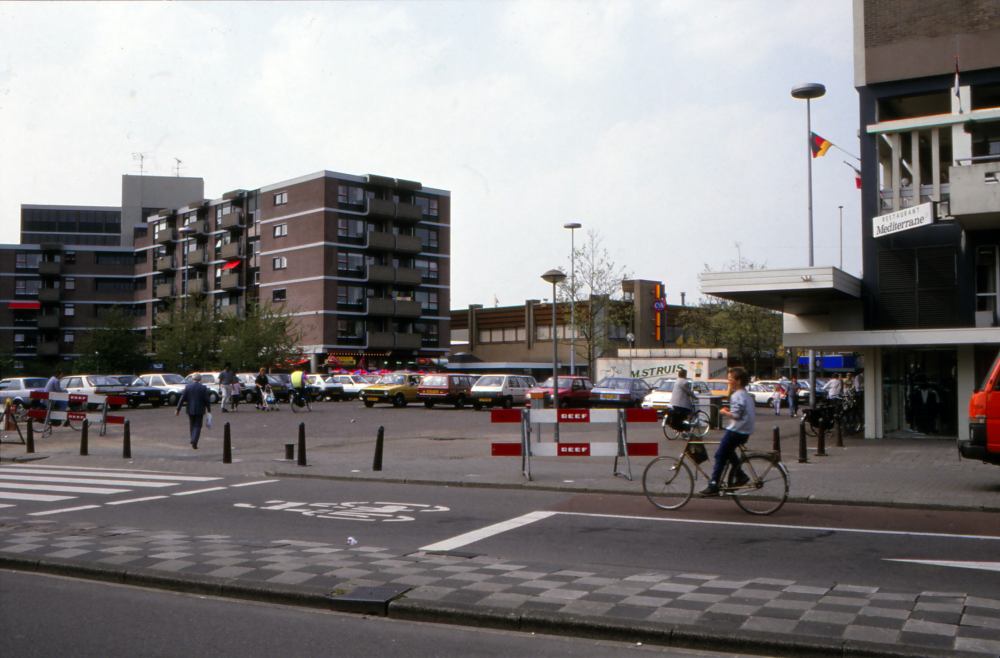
626;333;635;378
542;268;567;443
564;222;581;376
838;205;844;270
792;82;825;410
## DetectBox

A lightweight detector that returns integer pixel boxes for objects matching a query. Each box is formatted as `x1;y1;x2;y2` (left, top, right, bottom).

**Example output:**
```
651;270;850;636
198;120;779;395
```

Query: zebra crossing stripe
1;466;221;482
0;482;129;495
106;496;169;506
0;474;178;488
0;492;75;502
29;505;100;516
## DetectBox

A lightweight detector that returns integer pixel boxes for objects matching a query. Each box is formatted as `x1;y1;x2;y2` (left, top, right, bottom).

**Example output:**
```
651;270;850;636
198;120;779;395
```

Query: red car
527;376;594;408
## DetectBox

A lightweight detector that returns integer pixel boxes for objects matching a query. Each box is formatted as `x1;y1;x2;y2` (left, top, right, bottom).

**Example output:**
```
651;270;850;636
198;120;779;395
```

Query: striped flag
811;132;832;158
846;162;862;189
955;56;962;113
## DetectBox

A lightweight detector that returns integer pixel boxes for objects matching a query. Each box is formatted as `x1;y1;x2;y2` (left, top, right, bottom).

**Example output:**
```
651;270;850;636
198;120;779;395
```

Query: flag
954;56;962;113
811;132;832;158
494;295;499;307
846;162;862;189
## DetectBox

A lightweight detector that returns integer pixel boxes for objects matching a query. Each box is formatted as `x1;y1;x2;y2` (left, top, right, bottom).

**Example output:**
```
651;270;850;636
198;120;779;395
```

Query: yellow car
361;372;424;408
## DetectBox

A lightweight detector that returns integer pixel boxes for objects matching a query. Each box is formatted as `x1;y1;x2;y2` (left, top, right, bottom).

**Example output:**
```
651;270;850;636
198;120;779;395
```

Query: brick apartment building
1;170;450;373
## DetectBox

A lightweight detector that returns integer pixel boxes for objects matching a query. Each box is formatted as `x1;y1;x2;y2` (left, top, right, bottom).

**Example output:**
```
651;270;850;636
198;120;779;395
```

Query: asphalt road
1;570;754;658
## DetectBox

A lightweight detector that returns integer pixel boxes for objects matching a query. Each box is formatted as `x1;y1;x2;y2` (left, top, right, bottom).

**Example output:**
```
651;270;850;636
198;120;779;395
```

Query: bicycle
289;387;312;413
661;408;710;440
30;402;81;437
642;433;789;515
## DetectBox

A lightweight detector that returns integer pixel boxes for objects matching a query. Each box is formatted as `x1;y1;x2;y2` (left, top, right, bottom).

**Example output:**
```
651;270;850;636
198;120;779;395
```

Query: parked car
183;373;222;403
60;375;127;410
327;374;379;400
0;377;49;410
360;372;424;408
641;378;712;413
417;373;478;409
704;379;733;404
109;375;166;408
138;373;189;406
470;374;538;410
306;374;344;401
527;375;594;408
747;381;777;406
236;373;291;404
590;377;652;408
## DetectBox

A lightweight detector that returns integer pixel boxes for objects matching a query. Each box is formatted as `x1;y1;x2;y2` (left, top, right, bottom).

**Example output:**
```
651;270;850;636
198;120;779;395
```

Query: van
417;373;478;409
471;374;538;410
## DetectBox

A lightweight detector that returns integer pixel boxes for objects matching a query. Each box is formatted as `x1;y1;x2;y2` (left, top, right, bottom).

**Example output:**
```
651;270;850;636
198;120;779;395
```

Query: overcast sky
0;1;860;310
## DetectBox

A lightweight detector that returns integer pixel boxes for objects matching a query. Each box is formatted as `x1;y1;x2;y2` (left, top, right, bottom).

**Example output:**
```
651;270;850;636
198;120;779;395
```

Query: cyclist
668;367;695;429
700;367;754;496
290;369;308;407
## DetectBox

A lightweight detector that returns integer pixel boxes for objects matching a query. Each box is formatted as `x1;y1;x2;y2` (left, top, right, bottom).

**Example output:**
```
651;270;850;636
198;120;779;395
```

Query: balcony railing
366;298;396;315
950;162;1000;230
219;304;243;317
37;341;59;356
37;315;59;329
395;300;423;317
220;242;243;260
187;249;209;268
395;332;423;350
155;283;174;298
37;288;60;303
219;212;245;231
367;264;396;283
366;331;395;349
155;229;177;244
365;231;396;251
394;234;423;254
155;256;174;271
39;243;62;252
396;267;423;286
220;273;242;290
38;262;61;276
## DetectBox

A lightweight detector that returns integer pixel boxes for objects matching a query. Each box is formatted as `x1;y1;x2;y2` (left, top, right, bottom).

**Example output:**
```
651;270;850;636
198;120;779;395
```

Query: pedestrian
254;367;269;410
700;367;755;496
668;368;696;430
772;378;786;416
43;368;66;421
218;363;235;412
175;372;213;449
787;377;801;417
855;371;864;392
825;373;844;400
231;378;242;411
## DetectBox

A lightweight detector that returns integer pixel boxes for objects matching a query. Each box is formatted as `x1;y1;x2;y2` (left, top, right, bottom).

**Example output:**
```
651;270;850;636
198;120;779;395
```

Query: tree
153;294;220;372
73;306;149;374
216;301;304;373
557;229;634;375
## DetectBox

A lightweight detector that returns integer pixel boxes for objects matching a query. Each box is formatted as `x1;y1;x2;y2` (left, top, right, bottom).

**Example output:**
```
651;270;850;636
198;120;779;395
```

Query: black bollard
123;419;131;459
223;422;232;464
26;417;35;454
285;443;295;460
834;417;843;448
373;425;384;472
798;419;808;463
80;419;89;456
297;422;307;466
772;426;781;459
817;424;828;456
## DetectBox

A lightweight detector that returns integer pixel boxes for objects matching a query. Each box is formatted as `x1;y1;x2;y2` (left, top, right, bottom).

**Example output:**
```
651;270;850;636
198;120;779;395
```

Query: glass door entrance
881;348;958;437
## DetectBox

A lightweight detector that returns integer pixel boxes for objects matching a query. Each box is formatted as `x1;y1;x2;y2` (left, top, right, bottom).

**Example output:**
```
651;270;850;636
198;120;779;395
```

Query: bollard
123;419;131;459
798;419;808;463
223;422;232;464
373;425;384;472
297;422;307;466
80;419;89;456
772;426;781;458
26;417;35;454
816;424;828;456
834;417;843;448
285;444;295;460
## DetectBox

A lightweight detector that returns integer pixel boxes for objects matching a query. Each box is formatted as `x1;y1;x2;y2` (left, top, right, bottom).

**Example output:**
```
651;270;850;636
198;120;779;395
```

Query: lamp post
626;333;635;378
838;205;844;270
563;222;581;376
792;82;825;410
542;269;567;443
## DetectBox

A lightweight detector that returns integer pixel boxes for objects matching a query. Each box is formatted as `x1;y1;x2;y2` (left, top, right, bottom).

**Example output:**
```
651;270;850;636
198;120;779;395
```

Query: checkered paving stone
3;520;1000;654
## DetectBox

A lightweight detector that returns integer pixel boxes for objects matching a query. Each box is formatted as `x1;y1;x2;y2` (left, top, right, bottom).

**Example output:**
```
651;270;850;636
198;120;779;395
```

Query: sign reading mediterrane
873;202;935;238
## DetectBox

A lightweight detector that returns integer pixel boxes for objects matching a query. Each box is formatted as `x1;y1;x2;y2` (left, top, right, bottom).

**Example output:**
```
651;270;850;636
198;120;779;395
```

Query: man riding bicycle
700;367;755;496
668;367;695;430
290;369;308;407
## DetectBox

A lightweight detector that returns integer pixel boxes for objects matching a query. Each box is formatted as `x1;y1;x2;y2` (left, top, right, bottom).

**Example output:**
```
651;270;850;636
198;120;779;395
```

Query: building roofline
259;171;450;196
21;204;121;211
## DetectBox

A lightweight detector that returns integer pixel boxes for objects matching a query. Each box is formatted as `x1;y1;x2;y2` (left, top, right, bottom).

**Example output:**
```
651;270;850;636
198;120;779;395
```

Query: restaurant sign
873;202;935;238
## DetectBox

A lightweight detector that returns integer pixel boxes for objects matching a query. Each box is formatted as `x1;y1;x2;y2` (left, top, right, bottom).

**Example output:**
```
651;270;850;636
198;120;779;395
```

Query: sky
0;0;861;310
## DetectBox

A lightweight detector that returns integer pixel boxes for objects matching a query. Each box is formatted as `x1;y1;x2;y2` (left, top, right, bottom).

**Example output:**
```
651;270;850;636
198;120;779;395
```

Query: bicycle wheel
290;397;301;413
662;418;680;440
642;457;694;510
732;453;788;515
690;410;710;438
304;394;312;412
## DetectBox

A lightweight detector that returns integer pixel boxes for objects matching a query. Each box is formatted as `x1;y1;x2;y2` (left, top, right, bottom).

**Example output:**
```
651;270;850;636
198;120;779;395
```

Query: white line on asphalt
106;496;170;506
0;504;13;509
0;467;221;482
419;511;558;552
0;474;177;488
885;559;1000;572
555;512;1000;542
172;487;228;496
0;492;75;502
0;483;129;495
29;505;101;516
230;480;280;487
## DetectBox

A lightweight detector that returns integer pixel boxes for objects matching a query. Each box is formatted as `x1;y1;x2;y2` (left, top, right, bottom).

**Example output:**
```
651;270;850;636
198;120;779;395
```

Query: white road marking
0;492;75;502
0;474;177;488
29;505;101;516
0;504;14;509
0;467;220;482
230;480;279;487
419;511;557;552
172;487;227;496
106;496;170;506
0;482;128;495
885;559;1000;572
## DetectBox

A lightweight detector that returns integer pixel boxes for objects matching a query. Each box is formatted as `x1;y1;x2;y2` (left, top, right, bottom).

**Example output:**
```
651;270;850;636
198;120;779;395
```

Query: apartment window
63;331;74;343
338;218;365;238
429;199;438;217
338;252;364;272
216;203;231;219
15;279;41;295
254;271;260;285
65;251;76;265
415;291;438;310
273;223;287;238
479;330;491;343
15;253;42;269
65;277;75;291
338;185;348;203
274;191;288;206
64;304;75;317
273;289;286;302
977;246;998;314
14;333;24;343
415;228;438;248
273;256;287;270
338;286;364;305
95;253;136;266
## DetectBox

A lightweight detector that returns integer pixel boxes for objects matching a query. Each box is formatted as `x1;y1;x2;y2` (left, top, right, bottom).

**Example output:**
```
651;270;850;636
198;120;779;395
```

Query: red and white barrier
28;390;125;434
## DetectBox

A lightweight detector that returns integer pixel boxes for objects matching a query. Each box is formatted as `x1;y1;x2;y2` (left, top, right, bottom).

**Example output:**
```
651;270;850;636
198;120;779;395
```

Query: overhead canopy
221;259;241;270
9;302;41;310
700;267;862;316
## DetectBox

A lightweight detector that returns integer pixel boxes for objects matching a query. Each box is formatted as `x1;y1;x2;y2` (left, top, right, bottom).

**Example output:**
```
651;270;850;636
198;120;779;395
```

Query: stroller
259;384;280;412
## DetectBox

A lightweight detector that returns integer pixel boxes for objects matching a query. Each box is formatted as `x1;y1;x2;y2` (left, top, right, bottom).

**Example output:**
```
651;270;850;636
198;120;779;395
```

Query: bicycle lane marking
27;480;280;516
419;511;558;551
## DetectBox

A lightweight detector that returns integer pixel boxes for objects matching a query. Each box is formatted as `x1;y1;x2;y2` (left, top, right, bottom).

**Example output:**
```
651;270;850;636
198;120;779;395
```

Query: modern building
2;170;451;373
701;0;1000;441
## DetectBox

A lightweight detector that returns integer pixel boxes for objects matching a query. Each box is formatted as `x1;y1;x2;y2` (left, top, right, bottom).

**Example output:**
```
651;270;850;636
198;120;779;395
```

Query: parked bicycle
802;390;863;437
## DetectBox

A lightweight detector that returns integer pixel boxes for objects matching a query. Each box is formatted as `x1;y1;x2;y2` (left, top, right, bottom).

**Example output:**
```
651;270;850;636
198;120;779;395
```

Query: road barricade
28;391;126;436
490;407;658;482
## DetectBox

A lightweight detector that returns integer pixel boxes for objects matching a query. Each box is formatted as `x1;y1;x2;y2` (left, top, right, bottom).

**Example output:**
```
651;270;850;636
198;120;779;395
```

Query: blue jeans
710;430;749;484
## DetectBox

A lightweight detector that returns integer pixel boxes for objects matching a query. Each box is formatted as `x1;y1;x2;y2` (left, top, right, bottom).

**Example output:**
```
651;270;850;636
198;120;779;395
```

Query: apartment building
701;0;1000;440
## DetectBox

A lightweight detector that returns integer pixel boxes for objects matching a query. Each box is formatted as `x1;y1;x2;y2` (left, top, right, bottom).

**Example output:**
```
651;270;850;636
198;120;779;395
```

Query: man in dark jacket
175;373;213;449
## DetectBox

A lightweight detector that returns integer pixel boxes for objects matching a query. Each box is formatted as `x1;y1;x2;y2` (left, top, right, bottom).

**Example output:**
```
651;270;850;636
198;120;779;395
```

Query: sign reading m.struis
873;202;935;238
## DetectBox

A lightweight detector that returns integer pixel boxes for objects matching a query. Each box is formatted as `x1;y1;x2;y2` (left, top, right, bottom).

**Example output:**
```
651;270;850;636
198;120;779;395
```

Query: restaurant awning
221;259;242;271
8;302;41;310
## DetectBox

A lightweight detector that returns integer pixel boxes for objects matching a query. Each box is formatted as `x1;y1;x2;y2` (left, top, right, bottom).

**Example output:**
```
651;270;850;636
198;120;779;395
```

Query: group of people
765;371;864;417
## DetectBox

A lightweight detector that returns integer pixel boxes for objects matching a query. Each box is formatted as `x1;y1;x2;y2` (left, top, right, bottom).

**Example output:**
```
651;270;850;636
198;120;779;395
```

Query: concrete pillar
864;346;883;439
957;345;975;443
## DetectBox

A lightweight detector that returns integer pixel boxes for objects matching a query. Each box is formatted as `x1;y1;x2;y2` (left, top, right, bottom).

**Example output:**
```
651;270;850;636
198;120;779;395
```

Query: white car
307;374;345;401
184;372;222;403
60;375;128;411
327;374;379;400
138;373;189;406
747;382;777;406
641;378;711;412
470;374;538;410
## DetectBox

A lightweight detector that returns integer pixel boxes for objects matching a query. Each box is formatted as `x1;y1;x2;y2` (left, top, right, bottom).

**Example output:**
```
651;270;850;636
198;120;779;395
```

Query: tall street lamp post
838;205;844;270
564;223;581;376
792;82;825;410
542;269;567;443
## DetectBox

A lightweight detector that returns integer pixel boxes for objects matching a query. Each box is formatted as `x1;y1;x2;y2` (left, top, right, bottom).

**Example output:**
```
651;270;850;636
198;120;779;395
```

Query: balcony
187;249;209;268
367;264;396;283
396;267;423;286
367;298;396;316
37;315;60;329
367;198;396;219
395;300;423;318
155;256;174;271
219;212;245;231
367;331;395;349
155;283;174;298
366;231;396;251
38;261;61;276
950;162;1000;230
219;304;243;318
396;202;423;223
155;229;177;244
220;273;242;290
37;342;59;356
189;220;209;236
39;242;62;252
220;242;243;260
37;288;60;303
395;332;423;350
395;234;423;254
189;279;209;294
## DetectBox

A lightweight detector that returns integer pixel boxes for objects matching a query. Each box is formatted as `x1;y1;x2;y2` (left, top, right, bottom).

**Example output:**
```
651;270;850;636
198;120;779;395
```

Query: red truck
963;356;1000;465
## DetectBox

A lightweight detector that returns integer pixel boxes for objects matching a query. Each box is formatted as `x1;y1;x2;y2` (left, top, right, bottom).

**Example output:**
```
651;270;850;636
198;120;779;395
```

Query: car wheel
363;400;375;408
109;404;122;411
557;397;568;408
167;393;179;406
454;395;465;410
209;392;219;404
127;399;140;409
151;401;163;408
393;393;407;408
502;397;513;410
473;402;483;411
424;400;435;409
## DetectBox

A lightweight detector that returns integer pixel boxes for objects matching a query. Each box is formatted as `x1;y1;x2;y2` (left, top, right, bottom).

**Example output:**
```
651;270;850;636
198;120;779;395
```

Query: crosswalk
0;464;225;510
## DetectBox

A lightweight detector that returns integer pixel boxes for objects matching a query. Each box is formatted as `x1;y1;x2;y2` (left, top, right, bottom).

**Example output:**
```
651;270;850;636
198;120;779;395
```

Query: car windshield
266;375;284;385
162;374;185;385
378;374;406;386
116;376;138;385
475;376;504;387
87;376;118;386
707;382;728;391
655;380;675;392
595;378;630;390
421;375;447;386
23;378;47;388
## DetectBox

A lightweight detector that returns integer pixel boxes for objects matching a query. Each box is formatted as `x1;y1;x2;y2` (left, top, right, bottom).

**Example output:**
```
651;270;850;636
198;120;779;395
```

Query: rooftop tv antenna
132;152;149;176
173;158;184;177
